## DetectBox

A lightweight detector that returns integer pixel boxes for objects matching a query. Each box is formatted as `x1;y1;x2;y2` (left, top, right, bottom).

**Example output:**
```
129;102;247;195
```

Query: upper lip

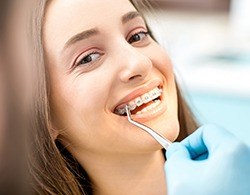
112;79;163;112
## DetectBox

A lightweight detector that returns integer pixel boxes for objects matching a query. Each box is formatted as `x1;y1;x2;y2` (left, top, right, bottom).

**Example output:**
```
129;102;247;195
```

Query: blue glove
165;124;250;195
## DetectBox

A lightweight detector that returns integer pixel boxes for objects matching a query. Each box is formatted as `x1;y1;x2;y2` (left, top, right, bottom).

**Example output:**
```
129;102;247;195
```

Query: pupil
133;34;140;41
84;55;92;63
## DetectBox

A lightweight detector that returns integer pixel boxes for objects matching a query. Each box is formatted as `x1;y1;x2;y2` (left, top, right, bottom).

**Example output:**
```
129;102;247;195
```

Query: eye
128;31;149;44
77;52;101;66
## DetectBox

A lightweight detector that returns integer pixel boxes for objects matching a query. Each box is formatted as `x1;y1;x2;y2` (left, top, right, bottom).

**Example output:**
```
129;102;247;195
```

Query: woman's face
44;0;179;155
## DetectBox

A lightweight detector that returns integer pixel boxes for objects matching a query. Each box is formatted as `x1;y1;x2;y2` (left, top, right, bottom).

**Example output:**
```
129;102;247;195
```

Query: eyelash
128;30;150;44
76;51;102;67
74;30;150;68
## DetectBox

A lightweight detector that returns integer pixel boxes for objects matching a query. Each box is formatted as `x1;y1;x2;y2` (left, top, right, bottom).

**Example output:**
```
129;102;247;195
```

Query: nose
117;43;152;83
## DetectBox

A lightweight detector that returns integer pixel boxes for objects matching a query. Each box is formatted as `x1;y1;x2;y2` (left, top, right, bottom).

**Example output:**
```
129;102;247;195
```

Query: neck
76;150;167;195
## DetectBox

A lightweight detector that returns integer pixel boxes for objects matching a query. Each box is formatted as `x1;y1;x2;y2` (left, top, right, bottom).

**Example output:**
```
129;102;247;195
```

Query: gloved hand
165;124;250;195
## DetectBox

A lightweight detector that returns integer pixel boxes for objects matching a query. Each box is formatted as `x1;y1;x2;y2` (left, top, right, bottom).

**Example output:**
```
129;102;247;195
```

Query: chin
146;114;180;142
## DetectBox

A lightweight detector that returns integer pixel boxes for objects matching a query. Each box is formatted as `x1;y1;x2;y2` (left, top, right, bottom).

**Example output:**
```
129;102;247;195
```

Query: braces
115;87;163;115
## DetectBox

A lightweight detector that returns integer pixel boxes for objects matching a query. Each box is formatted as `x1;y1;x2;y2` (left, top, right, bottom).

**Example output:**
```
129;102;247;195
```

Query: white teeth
149;89;159;99
147;103;155;111
140;107;148;113
136;111;142;115
154;99;161;104
128;101;136;111
134;97;143;107
115;87;163;115
135;99;161;115
150;99;161;109
141;93;151;104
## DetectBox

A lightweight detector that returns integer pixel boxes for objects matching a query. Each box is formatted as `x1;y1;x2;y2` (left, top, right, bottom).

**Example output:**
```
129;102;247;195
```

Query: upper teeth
115;87;162;115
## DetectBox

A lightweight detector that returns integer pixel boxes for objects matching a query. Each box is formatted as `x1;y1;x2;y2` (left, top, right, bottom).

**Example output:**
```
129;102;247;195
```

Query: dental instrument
125;105;172;150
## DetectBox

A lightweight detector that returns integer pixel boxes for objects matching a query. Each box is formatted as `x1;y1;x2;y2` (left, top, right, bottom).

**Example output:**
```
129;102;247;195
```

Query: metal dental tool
125;105;172;150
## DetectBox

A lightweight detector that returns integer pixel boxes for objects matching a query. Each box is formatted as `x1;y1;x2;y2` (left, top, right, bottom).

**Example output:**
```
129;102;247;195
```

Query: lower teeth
135;99;161;115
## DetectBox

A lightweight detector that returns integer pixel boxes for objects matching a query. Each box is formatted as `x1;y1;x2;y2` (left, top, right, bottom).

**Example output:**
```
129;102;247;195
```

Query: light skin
44;0;180;194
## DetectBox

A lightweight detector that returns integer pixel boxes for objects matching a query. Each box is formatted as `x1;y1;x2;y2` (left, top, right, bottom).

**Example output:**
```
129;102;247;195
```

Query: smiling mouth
114;86;163;116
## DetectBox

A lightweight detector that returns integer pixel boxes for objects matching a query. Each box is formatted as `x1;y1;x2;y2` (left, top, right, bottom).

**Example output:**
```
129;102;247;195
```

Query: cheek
147;45;179;138
50;78;108;149
148;45;176;94
144;42;174;81
50;71;111;130
151;47;174;79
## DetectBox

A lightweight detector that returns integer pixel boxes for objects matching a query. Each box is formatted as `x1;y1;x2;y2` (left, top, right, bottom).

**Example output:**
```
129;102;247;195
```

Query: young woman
29;0;198;194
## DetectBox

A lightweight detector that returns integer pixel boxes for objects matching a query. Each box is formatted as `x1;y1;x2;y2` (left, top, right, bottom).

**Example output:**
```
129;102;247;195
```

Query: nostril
129;74;142;81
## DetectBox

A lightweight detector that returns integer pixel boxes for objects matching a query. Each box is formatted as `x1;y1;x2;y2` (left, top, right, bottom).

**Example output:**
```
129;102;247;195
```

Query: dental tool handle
129;118;171;150
125;106;172;150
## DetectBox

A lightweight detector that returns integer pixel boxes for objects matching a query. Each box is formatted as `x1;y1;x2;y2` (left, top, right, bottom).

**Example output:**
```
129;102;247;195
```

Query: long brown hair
28;0;198;194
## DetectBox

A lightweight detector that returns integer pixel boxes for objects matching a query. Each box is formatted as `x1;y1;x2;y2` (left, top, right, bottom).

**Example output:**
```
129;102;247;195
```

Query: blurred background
147;0;250;145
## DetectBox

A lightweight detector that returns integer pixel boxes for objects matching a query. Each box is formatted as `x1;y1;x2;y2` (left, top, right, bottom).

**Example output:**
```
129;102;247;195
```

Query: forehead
47;0;136;18
44;0;137;50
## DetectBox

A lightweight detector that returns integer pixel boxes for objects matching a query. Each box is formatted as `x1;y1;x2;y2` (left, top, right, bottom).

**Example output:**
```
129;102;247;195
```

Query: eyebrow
122;11;141;24
63;28;99;51
63;11;141;52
